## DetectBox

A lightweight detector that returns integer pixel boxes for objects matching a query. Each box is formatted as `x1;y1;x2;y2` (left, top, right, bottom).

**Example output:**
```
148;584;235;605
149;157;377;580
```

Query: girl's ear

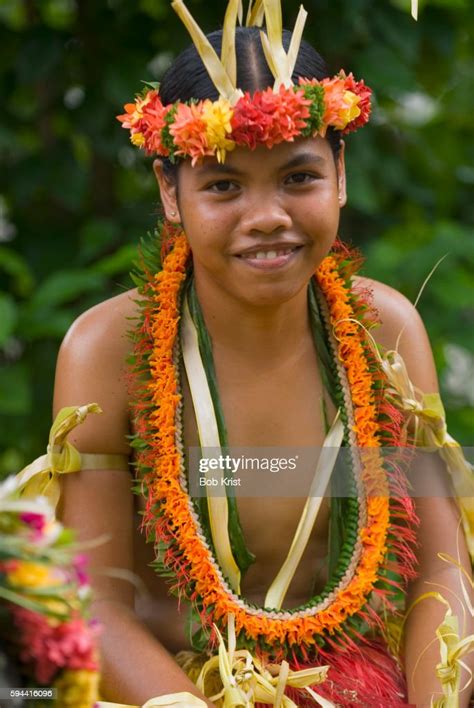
337;140;347;208
153;159;181;223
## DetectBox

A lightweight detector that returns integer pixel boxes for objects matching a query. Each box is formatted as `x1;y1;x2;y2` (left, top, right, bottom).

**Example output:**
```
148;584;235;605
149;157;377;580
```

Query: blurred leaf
91;244;137;277
40;0;77;29
0;0;27;30
16;33;63;83
18;308;78;340
30;271;106;308
0;363;31;415
0;293;17;345
0;247;35;296
79;218;118;262
139;0;168;20
0;447;25;477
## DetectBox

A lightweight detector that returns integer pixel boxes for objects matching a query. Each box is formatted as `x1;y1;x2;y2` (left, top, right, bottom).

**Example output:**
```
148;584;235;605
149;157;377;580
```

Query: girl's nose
239;194;292;235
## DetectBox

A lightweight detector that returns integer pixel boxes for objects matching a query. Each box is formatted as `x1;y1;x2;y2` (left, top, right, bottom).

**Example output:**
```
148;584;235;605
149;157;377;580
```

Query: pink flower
12;607;100;684
20;512;47;539
72;554;89;587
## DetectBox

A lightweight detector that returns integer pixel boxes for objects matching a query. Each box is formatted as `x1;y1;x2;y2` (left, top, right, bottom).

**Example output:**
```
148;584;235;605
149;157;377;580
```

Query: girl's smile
235;244;304;270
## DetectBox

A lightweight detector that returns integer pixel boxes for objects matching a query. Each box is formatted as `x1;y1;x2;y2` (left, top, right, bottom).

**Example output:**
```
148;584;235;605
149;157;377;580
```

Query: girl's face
155;136;346;309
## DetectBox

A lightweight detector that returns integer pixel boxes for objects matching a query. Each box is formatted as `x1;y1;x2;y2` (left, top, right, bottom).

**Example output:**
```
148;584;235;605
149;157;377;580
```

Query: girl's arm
53;294;213;706
368;278;473;707
405;485;472;706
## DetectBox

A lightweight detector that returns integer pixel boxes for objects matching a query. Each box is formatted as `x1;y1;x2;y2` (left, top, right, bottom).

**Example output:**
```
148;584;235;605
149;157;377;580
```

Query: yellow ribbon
15;403;102;511
380;350;474;562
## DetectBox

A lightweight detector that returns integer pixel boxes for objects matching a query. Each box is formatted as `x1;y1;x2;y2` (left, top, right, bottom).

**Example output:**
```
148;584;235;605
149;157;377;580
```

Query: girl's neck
193;276;313;369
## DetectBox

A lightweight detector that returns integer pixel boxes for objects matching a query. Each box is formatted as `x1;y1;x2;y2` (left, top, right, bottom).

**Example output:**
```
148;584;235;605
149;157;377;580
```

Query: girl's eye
208;180;238;193
285;172;317;185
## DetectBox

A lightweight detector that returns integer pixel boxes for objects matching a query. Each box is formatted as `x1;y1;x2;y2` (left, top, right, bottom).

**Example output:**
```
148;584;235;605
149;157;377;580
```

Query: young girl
53;2;472;705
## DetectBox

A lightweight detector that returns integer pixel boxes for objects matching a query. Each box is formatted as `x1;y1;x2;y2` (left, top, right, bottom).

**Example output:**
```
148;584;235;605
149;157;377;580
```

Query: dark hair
160;26;341;180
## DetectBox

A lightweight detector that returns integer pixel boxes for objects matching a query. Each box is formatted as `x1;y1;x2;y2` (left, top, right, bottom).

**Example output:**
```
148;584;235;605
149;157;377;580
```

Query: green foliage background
0;0;473;476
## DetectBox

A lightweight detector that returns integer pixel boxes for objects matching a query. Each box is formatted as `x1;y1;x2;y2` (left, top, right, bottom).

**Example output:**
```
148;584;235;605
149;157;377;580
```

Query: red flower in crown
117;90;157;148
264;86;311;147
339;71;372;134
231;86;310;149
230;91;274;149
141;92;171;155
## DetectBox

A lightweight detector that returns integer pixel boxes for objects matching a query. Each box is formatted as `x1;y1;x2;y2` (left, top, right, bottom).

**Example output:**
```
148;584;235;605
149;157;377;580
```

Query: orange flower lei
131;230;416;655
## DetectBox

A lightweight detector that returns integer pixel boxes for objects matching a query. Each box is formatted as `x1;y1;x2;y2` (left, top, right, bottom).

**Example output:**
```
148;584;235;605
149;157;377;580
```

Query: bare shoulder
53;288;140;452
354;276;439;392
60;287;139;358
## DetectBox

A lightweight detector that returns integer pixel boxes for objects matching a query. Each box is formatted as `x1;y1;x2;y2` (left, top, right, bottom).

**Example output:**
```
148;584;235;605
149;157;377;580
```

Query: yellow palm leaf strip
181;297;241;593
273;660;289;707
221;0;241;89
97;695;208;708
412;0;418;21
397;591;474;704
418;392;474;563
80;453;129;471
246;0;265;27
381;349;474;561
142;695;208;707
259;31;279;85
212;624;249;704
304;686;336;707
260;0;287;88
260;0;307;89
264;411;344;610
286;5;308;81
171;0;241;103
237;0;243;26
16;403;102;509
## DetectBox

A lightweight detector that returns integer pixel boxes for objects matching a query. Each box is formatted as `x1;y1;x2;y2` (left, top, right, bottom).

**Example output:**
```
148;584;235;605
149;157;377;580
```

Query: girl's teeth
255;250;277;260
248;248;294;260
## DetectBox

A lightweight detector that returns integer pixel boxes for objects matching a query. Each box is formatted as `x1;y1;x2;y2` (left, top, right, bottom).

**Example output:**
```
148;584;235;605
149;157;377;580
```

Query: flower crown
117;0;372;165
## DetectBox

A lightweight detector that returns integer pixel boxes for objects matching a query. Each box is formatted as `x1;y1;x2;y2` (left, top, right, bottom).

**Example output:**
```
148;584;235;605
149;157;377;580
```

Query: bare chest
180;349;335;606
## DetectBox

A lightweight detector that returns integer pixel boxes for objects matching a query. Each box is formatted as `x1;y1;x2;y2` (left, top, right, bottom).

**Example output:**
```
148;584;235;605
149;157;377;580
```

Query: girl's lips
235;246;303;270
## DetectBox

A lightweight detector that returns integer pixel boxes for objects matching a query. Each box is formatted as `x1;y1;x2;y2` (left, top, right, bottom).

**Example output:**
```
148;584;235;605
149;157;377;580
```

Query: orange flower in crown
320;76;362;134
169;103;212;164
117;0;373;163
